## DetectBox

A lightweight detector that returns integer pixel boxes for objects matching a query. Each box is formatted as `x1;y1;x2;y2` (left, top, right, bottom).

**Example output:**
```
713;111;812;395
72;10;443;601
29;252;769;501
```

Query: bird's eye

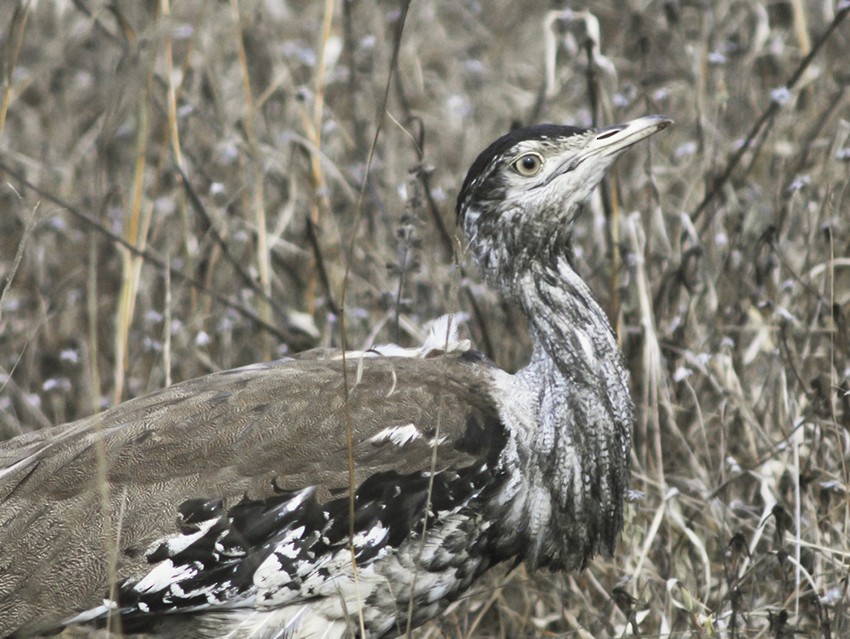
513;153;543;176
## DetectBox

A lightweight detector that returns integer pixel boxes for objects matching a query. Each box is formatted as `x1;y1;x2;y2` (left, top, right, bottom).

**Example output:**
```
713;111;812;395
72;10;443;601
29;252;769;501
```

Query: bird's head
456;115;671;293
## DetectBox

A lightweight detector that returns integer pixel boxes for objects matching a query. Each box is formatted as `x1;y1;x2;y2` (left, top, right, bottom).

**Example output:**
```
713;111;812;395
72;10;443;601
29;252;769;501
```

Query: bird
0;115;671;638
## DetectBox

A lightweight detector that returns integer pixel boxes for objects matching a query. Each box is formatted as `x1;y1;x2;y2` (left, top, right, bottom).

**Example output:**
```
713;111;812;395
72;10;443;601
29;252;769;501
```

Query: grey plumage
0;116;670;638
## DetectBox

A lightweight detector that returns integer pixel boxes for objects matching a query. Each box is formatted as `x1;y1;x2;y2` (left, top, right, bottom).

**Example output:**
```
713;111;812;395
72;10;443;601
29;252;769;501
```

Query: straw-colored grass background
1;1;848;637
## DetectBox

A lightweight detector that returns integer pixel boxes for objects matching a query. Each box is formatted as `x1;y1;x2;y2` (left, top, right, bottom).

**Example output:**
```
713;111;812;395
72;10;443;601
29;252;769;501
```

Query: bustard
0;115;670;638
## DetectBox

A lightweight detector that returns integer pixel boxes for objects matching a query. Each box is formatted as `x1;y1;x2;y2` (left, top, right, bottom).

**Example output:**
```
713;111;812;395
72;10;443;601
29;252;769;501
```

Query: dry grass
2;0;849;637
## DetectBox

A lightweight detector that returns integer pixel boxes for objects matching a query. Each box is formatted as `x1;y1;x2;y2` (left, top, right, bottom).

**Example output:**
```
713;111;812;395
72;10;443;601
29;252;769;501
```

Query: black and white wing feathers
0;350;512;638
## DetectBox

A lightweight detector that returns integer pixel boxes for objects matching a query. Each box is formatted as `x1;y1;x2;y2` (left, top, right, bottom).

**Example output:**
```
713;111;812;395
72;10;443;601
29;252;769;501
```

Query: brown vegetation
1;1;848;636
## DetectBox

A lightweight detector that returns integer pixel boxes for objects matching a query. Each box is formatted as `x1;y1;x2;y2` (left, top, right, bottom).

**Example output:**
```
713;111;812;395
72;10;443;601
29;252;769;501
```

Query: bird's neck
511;256;632;569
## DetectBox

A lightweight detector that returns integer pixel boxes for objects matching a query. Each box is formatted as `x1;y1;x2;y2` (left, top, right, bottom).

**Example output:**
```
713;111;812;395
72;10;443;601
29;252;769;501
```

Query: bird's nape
0;115;670;639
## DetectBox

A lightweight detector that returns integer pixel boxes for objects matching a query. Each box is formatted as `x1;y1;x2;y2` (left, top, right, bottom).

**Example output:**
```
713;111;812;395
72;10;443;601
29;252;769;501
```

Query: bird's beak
589;115;673;157
548;115;671;182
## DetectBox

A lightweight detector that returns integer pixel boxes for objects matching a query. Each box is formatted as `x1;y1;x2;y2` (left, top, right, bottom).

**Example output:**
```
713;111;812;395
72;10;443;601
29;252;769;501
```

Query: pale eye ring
513;153;543;176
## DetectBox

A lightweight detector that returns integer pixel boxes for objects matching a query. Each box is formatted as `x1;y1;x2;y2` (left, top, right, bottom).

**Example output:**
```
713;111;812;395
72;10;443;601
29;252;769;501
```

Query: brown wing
0;350;506;636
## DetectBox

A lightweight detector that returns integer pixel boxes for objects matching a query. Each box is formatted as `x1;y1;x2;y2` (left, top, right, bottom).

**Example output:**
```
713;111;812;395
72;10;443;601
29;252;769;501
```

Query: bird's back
0;350;516;638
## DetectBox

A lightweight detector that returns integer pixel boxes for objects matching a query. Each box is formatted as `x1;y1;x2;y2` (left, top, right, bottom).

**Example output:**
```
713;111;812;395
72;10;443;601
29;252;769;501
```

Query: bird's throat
510;258;632;568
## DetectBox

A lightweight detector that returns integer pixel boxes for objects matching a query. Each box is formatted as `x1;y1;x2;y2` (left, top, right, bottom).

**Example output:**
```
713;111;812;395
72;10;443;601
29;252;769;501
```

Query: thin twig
305;213;340;317
0;192;37;325
335;1;412;635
